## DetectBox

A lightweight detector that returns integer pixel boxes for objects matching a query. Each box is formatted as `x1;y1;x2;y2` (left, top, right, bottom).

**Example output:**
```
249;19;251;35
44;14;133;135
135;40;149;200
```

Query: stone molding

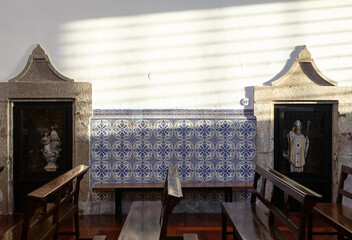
0;45;92;215
254;46;352;203
271;46;337;87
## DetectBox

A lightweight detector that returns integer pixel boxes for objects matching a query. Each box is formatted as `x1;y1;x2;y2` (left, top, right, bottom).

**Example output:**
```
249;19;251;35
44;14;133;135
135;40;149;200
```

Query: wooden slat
222;164;322;240
28;165;89;199
314;203;352;237
310;166;352;239
0;218;55;240
118;201;162;240
1;165;89;240
92;236;107;240
256;165;322;200
118;165;196;240
222;202;287;240
338;188;352;200
183;233;199;240
92;181;252;191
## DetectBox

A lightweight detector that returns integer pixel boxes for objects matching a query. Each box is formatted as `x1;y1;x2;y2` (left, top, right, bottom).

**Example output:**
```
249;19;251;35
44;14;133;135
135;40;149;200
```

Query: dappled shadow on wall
58;1;352;109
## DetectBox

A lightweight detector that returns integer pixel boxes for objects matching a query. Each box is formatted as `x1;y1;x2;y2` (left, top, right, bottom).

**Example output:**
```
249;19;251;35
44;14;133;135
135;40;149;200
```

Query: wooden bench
0;165;104;240
308;164;352;240
118;164;198;240
221;164;322;240
93;181;251;218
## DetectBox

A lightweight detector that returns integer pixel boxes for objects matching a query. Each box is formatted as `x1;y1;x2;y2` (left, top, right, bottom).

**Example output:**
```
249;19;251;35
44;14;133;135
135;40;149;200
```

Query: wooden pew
308;164;352;240
0;165;105;240
118;164;198;240
93;181;251;218
221;164;322;240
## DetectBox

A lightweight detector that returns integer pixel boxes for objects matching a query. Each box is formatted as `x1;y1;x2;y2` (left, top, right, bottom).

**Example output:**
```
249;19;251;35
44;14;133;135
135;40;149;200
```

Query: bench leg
307;213;313;240
74;211;80;239
115;189;122;219
222;206;227;240
227;188;233;202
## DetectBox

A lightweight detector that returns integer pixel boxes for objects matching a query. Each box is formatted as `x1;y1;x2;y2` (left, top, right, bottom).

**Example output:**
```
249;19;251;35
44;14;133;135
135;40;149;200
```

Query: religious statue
287;120;309;172
41;124;61;171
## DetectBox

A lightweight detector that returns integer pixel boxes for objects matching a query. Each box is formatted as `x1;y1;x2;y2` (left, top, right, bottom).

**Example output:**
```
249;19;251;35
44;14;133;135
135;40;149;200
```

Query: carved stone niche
0;45;92;215
254;46;352;203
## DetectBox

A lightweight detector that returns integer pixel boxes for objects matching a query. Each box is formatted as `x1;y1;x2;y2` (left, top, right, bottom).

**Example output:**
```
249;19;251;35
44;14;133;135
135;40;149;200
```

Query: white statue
287;120;309;172
41;124;61;171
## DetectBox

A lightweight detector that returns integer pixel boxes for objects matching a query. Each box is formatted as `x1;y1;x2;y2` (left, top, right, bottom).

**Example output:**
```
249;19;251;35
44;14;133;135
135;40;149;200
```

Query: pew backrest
251;165;322;239
1;165;89;240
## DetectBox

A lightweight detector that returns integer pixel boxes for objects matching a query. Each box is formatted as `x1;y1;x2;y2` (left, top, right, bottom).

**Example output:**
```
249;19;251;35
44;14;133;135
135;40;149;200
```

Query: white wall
1;0;352;109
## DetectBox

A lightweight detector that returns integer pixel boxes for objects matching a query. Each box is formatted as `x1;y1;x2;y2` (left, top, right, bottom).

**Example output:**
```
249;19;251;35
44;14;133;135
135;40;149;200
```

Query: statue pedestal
44;162;58;172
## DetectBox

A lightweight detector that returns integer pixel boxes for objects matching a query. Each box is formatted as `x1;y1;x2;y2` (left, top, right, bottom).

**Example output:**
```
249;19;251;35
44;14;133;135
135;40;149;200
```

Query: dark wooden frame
222;164;322;240
308;164;352;240
274;104;332;203
13;101;73;212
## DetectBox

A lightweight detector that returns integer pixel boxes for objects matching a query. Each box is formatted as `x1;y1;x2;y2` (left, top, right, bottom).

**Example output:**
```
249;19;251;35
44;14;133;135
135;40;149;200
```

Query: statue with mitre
287;120;309;172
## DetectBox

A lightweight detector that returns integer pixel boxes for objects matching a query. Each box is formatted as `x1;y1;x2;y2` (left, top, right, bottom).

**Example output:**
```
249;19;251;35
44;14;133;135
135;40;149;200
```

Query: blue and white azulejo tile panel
90;109;256;187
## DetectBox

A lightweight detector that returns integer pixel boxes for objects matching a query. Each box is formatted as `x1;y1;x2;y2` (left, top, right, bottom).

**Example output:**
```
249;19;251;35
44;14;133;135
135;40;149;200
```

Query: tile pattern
90;110;256;202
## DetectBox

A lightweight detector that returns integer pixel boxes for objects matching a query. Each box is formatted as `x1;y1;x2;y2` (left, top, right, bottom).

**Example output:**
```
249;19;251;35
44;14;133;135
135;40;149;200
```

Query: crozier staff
287;120;309;172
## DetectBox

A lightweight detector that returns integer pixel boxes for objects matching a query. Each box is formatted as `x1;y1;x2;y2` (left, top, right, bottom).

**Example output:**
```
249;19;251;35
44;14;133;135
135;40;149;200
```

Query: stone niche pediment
0;44;91;215
254;45;352;204
8;44;73;83
271;46;337;87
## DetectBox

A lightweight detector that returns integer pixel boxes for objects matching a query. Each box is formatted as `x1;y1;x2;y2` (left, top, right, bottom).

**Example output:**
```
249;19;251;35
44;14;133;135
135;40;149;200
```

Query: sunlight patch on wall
59;0;352;109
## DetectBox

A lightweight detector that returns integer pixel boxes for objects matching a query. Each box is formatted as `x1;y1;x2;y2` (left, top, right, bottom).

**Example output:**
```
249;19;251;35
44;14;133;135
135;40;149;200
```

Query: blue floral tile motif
133;120;153;139
89;110;256;189
133;161;153;182
236;140;256;160
133;140;153;160
175;140;194;160
195;120;214;139
113;120;132;139
233;189;252;202
112;140;132;160
91;161;112;182
195;140;214;161
195;161;215;181
216;120;235;139
216;141;235;161
154;120;173;139
91;120;111;139
112;161;132;182
176;161;194;181
215;161;235;181
154;161;171;181
236;161;255;181
154;140;173;160
236;120;256;140
91;191;113;201
175;120;194;139
91;140;111;161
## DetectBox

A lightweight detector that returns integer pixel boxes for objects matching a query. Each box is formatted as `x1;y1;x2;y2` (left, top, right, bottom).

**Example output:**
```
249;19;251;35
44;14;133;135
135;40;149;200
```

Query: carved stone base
44;162;58;172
